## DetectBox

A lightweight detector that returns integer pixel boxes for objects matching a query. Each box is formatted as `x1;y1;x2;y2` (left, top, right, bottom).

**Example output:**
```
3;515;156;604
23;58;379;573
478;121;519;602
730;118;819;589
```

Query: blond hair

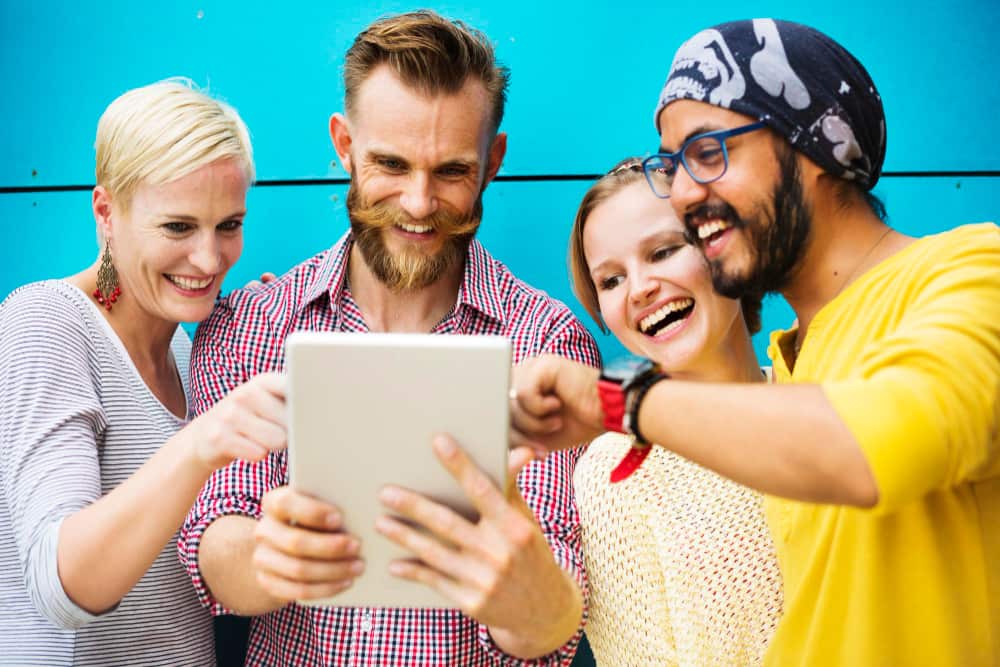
95;78;254;212
568;158;762;335
344;10;509;133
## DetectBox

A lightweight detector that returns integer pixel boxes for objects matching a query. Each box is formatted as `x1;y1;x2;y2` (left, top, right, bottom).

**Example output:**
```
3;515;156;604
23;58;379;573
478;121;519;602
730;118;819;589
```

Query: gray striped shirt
0;280;213;666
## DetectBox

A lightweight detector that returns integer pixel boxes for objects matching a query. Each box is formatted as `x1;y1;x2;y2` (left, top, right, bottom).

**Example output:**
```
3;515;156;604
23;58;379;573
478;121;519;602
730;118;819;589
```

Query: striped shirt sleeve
0;287;111;629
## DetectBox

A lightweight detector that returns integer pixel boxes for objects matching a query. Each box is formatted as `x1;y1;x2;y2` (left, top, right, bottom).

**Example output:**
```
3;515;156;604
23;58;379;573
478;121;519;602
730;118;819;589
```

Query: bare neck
346;243;465;333
782;191;910;344
68;263;178;372
720;321;766;383
673;315;763;384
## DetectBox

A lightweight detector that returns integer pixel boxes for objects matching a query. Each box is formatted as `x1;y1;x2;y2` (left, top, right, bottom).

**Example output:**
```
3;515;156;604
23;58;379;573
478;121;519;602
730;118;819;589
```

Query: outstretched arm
515;227;1000;511
510;354;877;506
56;372;288;616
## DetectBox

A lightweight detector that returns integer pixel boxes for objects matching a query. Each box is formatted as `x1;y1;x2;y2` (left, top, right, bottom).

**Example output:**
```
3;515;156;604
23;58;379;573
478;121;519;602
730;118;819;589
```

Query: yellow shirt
765;223;1000;666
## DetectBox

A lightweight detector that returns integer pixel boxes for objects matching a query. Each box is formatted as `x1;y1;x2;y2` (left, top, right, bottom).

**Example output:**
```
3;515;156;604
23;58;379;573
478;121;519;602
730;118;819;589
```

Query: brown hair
568;158;763;335
343;10;509;133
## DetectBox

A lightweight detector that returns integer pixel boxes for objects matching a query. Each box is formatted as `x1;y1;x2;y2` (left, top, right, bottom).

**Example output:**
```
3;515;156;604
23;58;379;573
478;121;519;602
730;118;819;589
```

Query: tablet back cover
286;331;511;608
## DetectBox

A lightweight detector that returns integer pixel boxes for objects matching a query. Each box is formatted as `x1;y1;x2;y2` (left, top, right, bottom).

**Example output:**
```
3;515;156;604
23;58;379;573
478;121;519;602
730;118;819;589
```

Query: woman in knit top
567;158;782;666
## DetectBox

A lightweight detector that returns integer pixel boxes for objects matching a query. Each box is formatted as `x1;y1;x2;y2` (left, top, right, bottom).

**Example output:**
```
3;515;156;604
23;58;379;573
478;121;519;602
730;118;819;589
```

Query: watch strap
624;371;668;446
609;443;653;483
597;375;627;433
610;370;668;484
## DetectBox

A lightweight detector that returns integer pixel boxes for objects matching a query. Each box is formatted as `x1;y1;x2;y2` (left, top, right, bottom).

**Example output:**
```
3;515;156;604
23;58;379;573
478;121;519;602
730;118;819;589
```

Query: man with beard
179;11;598;666
510;19;999;666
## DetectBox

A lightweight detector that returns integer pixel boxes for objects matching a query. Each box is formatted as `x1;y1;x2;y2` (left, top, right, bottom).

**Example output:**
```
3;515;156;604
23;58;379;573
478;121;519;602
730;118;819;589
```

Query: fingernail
350;560;365;575
379;487;399;505
388;561;406;576
433;435;456;456
374;516;393;534
345;539;360;555
326;512;341;528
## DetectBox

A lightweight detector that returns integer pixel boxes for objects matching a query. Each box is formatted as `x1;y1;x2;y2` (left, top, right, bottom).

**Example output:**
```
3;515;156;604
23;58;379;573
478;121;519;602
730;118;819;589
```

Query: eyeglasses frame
641;120;768;199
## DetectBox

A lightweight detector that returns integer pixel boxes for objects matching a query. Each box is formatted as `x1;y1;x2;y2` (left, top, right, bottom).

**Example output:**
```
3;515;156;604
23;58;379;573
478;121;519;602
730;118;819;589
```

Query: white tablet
285;331;511;608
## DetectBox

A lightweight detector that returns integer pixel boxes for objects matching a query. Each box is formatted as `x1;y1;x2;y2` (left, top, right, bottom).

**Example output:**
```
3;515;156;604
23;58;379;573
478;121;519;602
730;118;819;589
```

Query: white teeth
639;298;693;333
398;222;433;234
167;275;213;290
697;220;733;240
657;317;687;336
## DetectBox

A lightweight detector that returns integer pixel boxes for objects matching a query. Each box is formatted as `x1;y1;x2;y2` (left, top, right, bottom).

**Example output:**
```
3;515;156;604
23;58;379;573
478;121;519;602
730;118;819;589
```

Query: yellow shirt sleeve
823;231;1000;514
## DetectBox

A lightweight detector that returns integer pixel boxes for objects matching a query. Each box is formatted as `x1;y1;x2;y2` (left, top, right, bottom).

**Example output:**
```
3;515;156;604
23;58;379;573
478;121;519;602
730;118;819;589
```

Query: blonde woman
567;159;782;666
0;80;285;665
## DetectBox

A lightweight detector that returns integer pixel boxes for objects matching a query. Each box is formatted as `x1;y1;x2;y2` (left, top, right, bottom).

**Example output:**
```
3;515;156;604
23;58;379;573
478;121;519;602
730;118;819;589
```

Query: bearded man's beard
347;184;483;292
686;146;813;300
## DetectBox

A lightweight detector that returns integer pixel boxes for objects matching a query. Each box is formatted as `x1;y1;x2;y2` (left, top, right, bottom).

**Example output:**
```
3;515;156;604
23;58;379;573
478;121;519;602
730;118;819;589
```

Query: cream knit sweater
574;432;783;666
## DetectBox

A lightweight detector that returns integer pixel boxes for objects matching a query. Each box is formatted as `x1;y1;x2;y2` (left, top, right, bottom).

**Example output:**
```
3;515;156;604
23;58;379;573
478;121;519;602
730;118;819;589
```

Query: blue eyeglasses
641;121;767;199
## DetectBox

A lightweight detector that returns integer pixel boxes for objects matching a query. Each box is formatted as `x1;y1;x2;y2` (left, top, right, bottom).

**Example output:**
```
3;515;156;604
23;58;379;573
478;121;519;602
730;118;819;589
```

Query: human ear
796;152;826;188
92;186;114;242
483;132;507;184
329;113;354;173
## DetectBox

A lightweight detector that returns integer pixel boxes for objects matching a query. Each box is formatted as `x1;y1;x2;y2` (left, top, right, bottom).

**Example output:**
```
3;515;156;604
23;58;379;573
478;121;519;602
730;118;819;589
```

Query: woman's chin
158;300;217;325
641;336;703;375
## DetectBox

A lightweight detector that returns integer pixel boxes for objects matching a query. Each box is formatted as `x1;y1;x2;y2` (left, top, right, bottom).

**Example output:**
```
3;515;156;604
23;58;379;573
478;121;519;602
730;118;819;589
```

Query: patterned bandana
654;19;886;189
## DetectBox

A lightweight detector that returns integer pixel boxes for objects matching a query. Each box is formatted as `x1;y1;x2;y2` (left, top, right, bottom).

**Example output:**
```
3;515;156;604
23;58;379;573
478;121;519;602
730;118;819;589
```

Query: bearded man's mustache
346;183;483;292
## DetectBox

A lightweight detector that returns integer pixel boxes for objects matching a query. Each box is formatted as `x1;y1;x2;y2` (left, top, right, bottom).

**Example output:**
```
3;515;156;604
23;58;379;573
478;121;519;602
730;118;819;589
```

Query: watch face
600;355;656;384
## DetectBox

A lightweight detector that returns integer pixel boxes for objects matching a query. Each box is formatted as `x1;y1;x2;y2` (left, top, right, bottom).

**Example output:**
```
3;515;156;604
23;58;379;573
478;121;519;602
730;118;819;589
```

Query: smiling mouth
396;222;434;235
696;220;733;246
166;274;213;290
639;297;694;337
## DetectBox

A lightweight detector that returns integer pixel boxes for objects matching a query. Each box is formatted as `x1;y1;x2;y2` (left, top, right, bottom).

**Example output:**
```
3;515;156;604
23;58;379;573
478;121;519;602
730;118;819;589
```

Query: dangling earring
93;240;122;311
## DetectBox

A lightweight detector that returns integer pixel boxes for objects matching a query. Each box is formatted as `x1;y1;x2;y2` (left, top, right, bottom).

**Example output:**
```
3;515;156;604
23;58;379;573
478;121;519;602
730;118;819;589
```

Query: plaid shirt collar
301;230;506;325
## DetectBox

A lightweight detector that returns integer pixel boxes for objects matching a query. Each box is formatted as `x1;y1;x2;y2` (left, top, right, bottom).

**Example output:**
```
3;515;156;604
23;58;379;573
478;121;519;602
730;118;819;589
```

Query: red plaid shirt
179;233;600;666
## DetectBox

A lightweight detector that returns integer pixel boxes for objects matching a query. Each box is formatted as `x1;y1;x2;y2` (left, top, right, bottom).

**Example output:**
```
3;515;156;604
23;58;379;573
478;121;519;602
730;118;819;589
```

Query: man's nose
669;164;709;221
398;172;438;220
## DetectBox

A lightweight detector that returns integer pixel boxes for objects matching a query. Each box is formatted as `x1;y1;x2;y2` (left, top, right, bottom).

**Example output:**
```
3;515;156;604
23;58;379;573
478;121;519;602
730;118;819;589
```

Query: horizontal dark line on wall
883;170;1000;178
2;170;999;194
0;184;95;193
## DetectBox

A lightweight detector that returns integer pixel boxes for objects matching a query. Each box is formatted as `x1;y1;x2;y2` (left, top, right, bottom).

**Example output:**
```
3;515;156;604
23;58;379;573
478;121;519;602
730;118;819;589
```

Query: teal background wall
2;1;998;363
2;2;998;665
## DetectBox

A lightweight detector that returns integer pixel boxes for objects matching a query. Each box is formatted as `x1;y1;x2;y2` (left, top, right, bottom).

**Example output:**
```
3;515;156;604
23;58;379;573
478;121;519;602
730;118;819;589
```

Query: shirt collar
767;326;796;381
301;232;505;325
456;238;505;324
301;231;352;313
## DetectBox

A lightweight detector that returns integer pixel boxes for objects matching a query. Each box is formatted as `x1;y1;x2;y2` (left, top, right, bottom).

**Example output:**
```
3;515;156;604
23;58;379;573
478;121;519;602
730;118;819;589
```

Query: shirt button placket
360;609;373;633
349;608;373;666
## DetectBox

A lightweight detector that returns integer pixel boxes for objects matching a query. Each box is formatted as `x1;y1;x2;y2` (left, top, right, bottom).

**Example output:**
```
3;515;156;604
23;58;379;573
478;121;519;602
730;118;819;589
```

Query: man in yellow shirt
510;19;999;665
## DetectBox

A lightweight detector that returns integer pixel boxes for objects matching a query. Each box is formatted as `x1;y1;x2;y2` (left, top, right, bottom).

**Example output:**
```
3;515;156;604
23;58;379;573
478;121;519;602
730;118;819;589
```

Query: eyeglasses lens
683;136;727;184
643;157;674;198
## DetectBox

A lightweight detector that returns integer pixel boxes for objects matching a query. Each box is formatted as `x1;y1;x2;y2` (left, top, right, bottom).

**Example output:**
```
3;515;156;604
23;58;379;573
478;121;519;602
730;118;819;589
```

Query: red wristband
609;444;653;483
596;359;667;484
597;376;627;433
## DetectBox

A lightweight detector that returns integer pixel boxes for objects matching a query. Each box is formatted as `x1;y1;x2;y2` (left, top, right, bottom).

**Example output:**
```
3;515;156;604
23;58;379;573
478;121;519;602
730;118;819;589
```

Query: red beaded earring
93;240;122;311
